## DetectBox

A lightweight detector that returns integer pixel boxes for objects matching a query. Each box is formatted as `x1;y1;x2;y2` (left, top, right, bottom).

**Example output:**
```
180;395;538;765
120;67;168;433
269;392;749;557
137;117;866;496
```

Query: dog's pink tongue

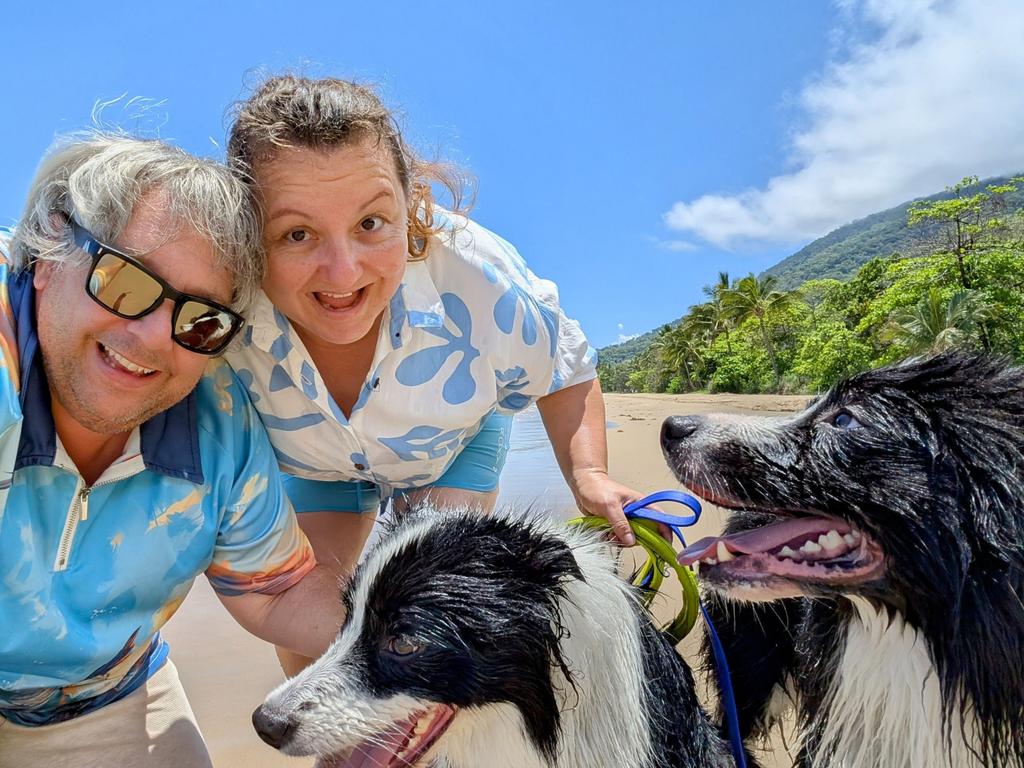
678;517;850;566
333;718;416;768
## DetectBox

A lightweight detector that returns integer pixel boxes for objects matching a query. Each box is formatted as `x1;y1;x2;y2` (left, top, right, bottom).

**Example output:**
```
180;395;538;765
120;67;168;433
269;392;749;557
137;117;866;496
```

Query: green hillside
763;174;1024;289
597;328;663;366
599;173;1024;366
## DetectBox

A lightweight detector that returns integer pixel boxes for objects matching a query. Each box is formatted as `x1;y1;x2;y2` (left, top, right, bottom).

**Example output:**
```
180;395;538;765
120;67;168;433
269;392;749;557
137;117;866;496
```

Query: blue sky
4;1;1023;348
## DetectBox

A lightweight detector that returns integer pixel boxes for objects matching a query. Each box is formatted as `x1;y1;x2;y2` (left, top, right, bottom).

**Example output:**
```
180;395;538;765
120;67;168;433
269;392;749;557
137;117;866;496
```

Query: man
0;135;342;767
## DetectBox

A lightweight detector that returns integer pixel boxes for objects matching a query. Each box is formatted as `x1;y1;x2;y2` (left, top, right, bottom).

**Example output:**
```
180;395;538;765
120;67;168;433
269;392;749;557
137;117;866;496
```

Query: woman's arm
536;377;644;545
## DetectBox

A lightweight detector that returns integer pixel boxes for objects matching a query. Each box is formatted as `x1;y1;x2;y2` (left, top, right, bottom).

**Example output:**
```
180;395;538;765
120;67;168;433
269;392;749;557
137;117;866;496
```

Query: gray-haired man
0;135;341;767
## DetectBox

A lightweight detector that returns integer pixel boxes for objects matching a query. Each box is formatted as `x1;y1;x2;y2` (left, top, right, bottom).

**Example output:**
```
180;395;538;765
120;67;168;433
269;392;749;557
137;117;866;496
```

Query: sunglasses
70;218;245;355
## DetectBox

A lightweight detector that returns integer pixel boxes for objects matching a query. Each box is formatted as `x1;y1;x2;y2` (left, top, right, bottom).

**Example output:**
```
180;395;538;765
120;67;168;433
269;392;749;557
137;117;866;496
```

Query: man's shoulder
191;358;264;452
0;229;22;404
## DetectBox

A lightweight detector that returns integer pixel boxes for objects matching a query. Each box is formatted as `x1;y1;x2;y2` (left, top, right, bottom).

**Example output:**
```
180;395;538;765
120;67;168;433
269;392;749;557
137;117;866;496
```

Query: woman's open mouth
678;512;886;594
326;704;456;768
314;287;365;312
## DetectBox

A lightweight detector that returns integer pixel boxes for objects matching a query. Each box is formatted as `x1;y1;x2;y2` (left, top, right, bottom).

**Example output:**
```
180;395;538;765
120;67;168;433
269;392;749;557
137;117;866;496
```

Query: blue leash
622;491;748;768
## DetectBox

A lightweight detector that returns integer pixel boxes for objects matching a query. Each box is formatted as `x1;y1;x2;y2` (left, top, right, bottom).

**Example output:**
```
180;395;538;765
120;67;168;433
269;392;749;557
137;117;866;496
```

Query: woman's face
257;141;409;349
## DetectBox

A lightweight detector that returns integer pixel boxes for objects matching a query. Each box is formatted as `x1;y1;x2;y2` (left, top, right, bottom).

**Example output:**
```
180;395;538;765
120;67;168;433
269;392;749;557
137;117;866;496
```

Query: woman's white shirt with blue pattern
228;213;597;495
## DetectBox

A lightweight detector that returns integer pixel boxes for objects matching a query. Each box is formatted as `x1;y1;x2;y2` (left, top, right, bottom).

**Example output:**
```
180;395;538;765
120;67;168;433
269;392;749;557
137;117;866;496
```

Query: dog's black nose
252;704;296;750
661;416;702;447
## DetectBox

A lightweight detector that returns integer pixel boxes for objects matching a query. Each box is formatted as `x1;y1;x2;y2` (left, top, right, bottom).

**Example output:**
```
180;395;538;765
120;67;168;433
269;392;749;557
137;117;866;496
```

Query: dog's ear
521;534;585;586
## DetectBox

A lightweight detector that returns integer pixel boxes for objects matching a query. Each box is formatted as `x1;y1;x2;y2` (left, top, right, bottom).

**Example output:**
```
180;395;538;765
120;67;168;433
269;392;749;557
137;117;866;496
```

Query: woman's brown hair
228;75;470;259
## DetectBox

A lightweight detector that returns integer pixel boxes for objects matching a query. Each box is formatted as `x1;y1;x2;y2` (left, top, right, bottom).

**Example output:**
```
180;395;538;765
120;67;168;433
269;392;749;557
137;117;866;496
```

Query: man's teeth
321;291;355;299
103;345;155;375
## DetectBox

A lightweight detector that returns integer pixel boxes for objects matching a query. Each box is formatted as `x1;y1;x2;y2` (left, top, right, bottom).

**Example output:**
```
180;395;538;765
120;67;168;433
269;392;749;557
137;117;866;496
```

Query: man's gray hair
11;133;263;313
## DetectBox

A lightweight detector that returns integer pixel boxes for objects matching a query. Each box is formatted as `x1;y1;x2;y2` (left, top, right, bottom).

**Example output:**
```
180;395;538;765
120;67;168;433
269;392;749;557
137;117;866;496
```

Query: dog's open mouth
324;704;456;768
678;514;886;591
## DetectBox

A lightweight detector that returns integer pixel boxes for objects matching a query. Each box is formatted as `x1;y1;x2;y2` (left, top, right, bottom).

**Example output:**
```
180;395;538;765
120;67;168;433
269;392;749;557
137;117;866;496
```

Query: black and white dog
252;509;732;767
661;352;1024;768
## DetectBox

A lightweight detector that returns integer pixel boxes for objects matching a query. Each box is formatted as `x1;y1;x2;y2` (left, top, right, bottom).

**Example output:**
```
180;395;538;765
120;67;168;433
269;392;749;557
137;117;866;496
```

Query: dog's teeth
822;530;844;551
692;561;700;575
704;557;718;566
800;540;822;555
716;542;735;563
843;533;857;547
413;719;429;735
779;545;797;558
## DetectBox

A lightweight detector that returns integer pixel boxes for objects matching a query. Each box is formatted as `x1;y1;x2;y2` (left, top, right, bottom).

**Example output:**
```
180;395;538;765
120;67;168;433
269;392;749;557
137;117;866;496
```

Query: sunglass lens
89;253;164;316
175;300;237;353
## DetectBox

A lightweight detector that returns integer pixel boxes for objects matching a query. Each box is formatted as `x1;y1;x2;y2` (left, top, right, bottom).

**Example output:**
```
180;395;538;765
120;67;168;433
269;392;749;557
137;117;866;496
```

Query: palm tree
882;288;988;354
722;274;802;385
701;271;733;352
652;325;701;390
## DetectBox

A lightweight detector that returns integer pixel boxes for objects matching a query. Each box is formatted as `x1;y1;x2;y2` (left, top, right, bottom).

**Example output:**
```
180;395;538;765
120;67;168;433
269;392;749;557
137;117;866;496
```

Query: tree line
599;176;1024;395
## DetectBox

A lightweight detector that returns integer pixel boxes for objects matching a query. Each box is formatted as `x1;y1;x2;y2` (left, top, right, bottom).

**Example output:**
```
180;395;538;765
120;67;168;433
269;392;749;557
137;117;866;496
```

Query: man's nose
126;300;176;352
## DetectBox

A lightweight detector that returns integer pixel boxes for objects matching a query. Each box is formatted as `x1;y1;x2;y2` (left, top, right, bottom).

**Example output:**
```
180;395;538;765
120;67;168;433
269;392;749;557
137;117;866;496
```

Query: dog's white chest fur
810;598;980;768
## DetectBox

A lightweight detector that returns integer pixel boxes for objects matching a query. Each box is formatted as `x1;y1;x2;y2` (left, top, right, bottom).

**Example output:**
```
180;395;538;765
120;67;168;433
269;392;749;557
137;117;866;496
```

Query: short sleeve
463;223;597;411
205;398;316;597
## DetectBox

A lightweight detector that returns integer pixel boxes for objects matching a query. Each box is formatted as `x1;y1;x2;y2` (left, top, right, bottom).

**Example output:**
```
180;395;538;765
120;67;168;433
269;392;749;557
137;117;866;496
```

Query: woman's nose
319;238;362;285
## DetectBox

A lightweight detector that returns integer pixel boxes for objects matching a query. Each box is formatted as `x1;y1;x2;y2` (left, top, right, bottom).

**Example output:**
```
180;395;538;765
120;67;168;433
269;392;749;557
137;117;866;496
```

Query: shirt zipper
53;481;89;572
52;466;145;572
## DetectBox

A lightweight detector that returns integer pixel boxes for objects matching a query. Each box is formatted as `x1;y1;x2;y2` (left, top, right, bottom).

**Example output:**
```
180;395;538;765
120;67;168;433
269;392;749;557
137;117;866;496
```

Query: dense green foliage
598;177;1024;394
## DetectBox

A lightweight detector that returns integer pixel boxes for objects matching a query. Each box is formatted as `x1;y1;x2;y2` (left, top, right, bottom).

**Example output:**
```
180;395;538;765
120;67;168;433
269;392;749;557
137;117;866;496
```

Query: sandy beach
163;392;810;767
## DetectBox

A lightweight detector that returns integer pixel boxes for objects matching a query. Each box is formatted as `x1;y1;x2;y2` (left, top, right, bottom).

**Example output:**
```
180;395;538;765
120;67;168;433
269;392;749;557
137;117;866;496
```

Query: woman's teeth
315;289;361;310
101;344;156;376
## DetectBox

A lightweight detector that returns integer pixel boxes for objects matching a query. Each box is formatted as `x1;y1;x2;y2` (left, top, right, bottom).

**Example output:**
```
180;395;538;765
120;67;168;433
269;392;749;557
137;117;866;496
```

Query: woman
226;75;643;601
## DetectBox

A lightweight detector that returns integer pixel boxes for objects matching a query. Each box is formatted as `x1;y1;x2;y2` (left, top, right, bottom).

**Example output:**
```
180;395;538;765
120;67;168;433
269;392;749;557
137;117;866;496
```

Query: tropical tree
722;274;802;385
881;288;988;355
701;271;733;352
653;325;702;390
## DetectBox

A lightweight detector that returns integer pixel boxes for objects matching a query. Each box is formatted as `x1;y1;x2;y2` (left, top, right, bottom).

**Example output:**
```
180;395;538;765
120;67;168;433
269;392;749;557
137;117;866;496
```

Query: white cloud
664;0;1024;247
647;236;699;252
617;323;639;344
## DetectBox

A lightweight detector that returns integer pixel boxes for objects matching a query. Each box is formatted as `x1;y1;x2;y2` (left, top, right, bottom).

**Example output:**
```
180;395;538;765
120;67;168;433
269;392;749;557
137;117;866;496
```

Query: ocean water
495;406;578;518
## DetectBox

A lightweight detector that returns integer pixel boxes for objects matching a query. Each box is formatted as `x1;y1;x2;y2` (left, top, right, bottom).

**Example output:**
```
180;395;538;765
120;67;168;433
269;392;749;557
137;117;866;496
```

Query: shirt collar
388;260;444;349
8;268;204;484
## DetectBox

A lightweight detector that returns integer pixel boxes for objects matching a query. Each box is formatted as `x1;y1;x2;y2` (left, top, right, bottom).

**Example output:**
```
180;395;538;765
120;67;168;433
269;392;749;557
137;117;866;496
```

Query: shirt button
354;463;367;471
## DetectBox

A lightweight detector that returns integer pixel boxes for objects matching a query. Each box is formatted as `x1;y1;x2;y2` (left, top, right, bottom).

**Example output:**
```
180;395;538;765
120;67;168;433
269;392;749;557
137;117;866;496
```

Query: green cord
567;516;700;644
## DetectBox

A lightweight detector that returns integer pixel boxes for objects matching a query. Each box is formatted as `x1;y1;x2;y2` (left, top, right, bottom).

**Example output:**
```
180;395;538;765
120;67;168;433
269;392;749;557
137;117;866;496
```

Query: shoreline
163;393;807;767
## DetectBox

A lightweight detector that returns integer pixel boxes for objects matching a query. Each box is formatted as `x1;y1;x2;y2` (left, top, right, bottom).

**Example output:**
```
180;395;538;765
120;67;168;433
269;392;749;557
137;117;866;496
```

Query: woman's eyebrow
265;206;309;221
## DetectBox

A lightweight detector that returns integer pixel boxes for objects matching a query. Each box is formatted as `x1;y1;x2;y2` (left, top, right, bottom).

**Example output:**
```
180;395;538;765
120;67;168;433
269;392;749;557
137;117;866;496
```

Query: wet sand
162;392;809;767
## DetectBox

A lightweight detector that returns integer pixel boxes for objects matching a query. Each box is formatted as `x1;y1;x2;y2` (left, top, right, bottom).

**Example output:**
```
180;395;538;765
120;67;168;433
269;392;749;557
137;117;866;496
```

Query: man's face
34;194;236;436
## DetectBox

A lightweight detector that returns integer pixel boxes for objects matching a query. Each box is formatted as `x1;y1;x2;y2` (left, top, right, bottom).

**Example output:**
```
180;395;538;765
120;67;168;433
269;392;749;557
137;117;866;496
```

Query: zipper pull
80;487;91;521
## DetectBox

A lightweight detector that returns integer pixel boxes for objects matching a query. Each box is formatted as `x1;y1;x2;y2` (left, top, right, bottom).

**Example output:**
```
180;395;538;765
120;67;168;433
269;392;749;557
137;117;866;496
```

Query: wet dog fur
252;508;732;767
661;352;1024;767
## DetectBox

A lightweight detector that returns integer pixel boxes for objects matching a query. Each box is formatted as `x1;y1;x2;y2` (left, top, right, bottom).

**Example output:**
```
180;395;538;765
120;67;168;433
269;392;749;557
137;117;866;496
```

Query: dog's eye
832;411;862;430
386;635;423;657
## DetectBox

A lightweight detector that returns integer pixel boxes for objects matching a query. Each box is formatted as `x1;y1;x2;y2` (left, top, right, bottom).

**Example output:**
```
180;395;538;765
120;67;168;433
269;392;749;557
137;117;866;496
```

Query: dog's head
252;508;584;768
661;351;1024;612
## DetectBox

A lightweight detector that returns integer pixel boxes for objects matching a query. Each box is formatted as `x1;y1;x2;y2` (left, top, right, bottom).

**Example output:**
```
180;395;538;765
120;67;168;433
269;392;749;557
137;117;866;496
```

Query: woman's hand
571;468;650;546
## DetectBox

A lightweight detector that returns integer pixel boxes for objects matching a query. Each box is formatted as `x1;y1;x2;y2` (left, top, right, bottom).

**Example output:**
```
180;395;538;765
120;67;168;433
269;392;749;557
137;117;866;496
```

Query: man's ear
33;261;53;291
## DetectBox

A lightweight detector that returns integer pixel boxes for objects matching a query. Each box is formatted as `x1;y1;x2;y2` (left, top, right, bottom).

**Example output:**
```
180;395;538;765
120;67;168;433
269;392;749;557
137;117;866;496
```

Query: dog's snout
252;704;297;750
661;416;702;447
